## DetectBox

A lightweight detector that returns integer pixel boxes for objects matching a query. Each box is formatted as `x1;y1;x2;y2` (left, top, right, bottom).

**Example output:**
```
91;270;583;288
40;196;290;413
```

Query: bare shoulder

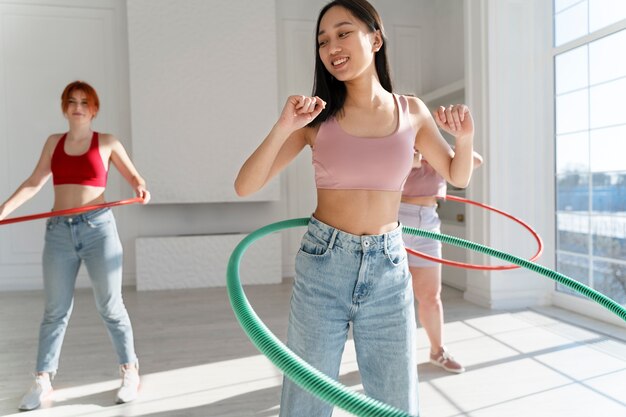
97;132;123;149
404;95;431;130
405;95;429;115
97;132;117;142
43;133;64;150
46;133;64;143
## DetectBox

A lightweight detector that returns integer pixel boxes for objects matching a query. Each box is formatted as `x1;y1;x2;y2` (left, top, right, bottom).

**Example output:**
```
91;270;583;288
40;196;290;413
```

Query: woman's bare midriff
313;189;402;236
52;185;106;211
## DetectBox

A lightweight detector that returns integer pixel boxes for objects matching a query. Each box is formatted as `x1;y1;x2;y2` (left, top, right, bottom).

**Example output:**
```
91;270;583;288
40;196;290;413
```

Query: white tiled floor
0;283;624;416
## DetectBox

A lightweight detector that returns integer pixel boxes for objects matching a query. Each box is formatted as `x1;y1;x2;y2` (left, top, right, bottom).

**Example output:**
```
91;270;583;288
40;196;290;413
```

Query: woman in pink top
236;1;474;415
400;151;483;374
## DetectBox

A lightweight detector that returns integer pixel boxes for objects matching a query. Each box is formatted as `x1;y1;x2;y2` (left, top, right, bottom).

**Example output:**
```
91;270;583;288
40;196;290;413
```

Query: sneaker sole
429;359;465;373
18;389;53;411
116;383;141;404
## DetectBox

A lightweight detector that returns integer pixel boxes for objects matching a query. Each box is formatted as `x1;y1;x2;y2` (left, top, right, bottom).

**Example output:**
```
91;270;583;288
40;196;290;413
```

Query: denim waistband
306;216;403;253
47;207;111;225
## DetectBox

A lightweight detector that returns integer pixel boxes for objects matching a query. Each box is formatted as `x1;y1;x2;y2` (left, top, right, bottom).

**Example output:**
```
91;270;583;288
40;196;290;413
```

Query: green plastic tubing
227;217;626;417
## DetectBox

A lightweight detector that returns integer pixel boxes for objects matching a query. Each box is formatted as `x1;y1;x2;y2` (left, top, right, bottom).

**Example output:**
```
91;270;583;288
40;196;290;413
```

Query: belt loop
383;233;389;256
328;229;338;250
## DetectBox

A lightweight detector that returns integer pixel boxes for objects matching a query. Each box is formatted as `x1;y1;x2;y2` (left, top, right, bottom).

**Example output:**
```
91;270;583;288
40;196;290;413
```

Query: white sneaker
116;365;140;404
18;375;53;411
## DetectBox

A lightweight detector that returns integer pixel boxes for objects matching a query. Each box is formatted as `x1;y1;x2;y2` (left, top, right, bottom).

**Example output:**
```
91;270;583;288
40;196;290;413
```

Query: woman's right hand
276;95;326;132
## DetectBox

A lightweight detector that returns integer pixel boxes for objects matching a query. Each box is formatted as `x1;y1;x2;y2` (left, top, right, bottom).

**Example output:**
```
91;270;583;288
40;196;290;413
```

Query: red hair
61;81;100;116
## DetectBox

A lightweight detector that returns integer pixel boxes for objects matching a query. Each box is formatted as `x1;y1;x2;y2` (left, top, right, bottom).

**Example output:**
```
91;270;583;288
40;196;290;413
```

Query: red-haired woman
0;81;150;411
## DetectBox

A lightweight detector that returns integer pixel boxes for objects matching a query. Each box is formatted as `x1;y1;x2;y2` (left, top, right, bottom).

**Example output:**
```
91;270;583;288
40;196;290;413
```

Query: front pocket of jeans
298;234;330;257
386;245;407;267
46;219;57;231
86;216;111;229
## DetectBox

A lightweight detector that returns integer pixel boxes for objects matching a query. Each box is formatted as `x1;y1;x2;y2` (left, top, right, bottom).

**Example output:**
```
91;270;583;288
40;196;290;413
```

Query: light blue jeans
37;207;137;374
279;216;419;417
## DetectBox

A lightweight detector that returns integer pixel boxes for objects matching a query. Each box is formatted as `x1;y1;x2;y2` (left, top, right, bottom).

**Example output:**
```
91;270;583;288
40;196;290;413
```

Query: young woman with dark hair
235;1;474;415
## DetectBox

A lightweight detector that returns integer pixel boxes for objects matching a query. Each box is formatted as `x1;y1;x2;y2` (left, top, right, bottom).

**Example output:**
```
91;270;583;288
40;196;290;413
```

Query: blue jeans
37;207;137;374
280;216;419;417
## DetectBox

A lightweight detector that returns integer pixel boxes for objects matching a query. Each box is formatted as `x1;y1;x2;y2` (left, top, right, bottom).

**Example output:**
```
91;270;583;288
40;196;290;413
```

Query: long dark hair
309;0;393;127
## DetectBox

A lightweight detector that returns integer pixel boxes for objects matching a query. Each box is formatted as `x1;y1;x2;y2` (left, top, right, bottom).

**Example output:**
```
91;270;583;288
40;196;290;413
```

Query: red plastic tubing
0;197;143;226
405;195;544;270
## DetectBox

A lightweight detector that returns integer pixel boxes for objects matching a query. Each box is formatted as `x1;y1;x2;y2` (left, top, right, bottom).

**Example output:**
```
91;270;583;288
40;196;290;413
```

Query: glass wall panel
590;0;626;33
555;45;588;94
589;29;626;84
556;89;589;134
554;1;626;307
589;77;626;129
593;260;626;304
555;1;588;46
556;252;590;296
589;125;626;173
556;131;589;173
557;213;590;252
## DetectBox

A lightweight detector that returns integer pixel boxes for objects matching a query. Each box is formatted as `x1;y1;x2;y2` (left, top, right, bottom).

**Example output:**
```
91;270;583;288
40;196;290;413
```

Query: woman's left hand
136;186;151;204
434;104;474;139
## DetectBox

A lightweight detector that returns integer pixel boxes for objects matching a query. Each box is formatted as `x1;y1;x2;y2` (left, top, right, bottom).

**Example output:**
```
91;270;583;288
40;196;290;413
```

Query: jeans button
363;239;370;247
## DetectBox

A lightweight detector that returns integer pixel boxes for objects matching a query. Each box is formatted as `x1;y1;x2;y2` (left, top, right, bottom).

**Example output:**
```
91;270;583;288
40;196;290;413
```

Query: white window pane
556;89;589;134
555;0;586;13
590;77;626;128
590;0;626;32
557;131;589;173
556;46;588;94
555;1;589;46
558;213;590;234
592;215;626;240
590;29;626;85
590;125;626;172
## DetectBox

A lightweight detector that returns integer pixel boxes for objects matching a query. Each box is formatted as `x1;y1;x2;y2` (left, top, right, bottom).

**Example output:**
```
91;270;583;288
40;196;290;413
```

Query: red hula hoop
0;197;143;226
405;195;544;271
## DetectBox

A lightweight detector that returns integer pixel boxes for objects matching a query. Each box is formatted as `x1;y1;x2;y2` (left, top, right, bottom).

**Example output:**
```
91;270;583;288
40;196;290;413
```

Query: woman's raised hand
434;104;474;139
277;95;326;132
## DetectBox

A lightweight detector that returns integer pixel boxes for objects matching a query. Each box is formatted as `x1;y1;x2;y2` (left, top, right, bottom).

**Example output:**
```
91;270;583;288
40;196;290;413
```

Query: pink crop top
402;160;447;198
312;94;416;191
51;132;108;187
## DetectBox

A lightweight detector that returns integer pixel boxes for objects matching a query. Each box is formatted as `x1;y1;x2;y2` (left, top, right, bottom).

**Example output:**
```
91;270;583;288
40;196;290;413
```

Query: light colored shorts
399;202;442;268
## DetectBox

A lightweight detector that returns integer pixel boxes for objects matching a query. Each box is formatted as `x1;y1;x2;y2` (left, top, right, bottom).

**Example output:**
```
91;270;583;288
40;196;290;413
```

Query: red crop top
312;94;416;191
51;132;108;187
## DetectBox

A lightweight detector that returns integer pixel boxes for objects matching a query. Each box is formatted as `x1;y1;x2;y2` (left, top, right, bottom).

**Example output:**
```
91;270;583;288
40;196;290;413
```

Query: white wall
0;0;289;291
127;0;279;204
464;0;556;309
0;0;129;290
0;0;468;290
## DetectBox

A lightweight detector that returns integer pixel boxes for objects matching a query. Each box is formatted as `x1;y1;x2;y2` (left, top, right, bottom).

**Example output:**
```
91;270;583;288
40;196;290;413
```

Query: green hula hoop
226;218;626;417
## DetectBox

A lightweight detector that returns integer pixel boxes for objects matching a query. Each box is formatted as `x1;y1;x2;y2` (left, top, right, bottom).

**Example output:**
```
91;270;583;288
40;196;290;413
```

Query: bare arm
0;136;56;220
413;98;475;188
107;135;150;203
411;151;422;168
235;95;325;197
472;151;484;169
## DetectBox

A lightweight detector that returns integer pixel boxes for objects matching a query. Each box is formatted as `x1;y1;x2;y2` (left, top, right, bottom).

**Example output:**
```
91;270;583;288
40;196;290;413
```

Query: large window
554;1;626;304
